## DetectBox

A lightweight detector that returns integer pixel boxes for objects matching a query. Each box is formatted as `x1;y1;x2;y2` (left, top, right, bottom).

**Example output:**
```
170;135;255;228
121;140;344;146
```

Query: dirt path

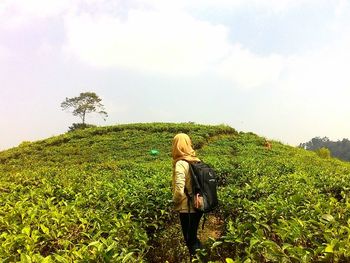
198;214;224;241
146;214;224;263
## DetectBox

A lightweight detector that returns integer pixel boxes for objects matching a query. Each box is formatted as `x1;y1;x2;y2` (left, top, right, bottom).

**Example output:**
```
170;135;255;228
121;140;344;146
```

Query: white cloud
249;0;320;12
62;0;350;92
3;0;350;93
0;0;73;29
335;0;350;17
36;41;56;57
329;0;350;36
63;9;231;75
135;0;322;13
0;45;10;58
215;44;284;89
281;39;350;96
9;0;70;16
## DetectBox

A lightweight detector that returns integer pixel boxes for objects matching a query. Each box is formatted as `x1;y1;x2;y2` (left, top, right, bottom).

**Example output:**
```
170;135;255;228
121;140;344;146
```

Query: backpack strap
188;162;201;195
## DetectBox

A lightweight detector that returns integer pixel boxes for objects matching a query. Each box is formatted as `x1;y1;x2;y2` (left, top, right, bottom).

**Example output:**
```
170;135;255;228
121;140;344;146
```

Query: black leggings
179;212;203;255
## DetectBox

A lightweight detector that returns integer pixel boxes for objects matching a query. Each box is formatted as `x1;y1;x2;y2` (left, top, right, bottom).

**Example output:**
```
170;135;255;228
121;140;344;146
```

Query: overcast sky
1;0;350;150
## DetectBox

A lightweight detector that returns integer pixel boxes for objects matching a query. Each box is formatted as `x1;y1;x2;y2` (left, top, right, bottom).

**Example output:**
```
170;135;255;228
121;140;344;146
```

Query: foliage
68;123;96;132
61;92;108;125
300;136;350;161
315;147;331;159
1;123;350;262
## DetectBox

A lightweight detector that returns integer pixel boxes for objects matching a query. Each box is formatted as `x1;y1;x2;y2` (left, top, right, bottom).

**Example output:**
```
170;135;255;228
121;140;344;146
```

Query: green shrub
1;123;350;262
315;147;331;159
68;123;96;132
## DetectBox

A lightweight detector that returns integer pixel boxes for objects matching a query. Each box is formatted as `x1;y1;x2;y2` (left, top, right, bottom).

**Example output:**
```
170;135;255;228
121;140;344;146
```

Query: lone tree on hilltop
61;92;108;130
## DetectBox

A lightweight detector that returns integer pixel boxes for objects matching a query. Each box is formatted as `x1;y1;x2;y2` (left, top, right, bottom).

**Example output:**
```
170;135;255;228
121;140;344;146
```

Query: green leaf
22;226;31;236
106;242;116;252
40;224;50;235
20;253;32;263
122;252;134;263
325;243;334;253
54;254;69;263
42;256;53;263
88;241;100;247
322;214;335;222
249;238;260;248
282;243;292;251
226;258;235;263
211;241;223;249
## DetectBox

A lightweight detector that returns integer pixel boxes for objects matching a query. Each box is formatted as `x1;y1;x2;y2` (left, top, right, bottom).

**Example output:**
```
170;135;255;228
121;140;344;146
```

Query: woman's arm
173;161;188;204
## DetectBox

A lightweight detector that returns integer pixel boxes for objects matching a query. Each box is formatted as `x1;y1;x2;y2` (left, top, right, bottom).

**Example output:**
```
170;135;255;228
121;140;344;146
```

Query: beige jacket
172;160;196;213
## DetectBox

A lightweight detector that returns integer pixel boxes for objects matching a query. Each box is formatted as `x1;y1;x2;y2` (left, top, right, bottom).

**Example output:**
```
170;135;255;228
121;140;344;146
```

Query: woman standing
172;133;203;257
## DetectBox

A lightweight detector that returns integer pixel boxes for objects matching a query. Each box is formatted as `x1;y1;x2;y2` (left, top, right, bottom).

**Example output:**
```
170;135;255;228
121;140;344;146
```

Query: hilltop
1;123;350;262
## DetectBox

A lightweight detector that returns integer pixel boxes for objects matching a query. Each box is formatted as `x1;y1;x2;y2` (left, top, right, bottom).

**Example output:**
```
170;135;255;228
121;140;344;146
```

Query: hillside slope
1;123;350;262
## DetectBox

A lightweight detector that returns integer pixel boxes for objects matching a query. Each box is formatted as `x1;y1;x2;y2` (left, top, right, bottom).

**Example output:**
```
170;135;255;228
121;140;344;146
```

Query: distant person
172;133;203;258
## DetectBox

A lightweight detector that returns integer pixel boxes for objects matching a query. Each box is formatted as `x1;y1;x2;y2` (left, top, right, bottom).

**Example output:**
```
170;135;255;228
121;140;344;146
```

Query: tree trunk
82;111;86;124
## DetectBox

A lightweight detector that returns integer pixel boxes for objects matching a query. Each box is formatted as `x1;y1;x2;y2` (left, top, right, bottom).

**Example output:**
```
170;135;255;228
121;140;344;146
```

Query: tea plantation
1;123;350;262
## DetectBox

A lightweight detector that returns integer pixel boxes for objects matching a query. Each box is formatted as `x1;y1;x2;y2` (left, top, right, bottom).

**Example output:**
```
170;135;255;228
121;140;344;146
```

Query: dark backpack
188;161;219;213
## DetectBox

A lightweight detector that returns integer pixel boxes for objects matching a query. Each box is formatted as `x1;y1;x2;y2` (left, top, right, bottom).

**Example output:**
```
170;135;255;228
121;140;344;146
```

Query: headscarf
172;133;200;166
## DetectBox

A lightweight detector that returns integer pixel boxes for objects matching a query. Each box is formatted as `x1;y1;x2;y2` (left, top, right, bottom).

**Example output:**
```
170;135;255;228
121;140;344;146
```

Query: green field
1;123;350;262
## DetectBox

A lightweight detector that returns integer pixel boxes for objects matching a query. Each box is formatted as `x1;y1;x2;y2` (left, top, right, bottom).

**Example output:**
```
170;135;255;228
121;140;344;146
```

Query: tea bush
1;123;350;262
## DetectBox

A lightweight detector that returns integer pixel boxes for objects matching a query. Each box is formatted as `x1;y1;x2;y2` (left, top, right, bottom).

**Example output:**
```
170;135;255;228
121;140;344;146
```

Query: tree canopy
299;137;350;161
61;92;108;126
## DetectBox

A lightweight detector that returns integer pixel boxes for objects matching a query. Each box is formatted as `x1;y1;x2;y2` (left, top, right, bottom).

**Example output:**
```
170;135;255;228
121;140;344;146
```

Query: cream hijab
172;133;200;166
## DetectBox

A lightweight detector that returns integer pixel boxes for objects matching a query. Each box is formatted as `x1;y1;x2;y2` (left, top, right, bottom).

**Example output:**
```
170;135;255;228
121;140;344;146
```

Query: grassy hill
1;123;350;262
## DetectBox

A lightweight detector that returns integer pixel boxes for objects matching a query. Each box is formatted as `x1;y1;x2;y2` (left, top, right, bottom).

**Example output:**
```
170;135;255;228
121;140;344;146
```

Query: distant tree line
299;137;350;161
